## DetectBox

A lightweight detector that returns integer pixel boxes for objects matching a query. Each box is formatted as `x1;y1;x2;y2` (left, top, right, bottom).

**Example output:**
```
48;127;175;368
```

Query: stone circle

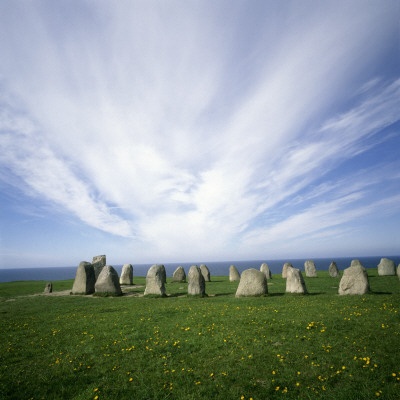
188;265;206;296
229;265;240;282
286;266;308;294
377;258;396;276
144;264;166;296
120;264;133;285
304;260;318;277
235;268;268;297
338;261;370;295
95;265;122;295
71;261;96;295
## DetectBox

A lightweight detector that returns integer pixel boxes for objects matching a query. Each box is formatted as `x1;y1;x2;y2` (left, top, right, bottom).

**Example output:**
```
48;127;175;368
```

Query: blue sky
0;0;399;268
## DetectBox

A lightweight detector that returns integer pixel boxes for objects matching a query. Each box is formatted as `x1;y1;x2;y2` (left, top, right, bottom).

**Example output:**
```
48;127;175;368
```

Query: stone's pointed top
95;265;122;295
260;263;272;279
377;258;396;276
339;263;369;295
144;264;166;296
286;267;307;294
282;262;292;278
200;264;211;282
350;259;365;270
229;265;240;282
120;264;133;285
235;268;267;297
173;266;186;283
328;261;340;277
71;261;95;295
188;265;206;296
304;260;318;277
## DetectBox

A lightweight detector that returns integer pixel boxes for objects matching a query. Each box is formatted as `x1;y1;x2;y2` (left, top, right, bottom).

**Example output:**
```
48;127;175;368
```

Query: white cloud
0;1;399;262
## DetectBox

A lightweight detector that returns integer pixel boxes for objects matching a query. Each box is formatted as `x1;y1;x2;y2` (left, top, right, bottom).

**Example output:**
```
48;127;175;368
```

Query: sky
0;0;399;269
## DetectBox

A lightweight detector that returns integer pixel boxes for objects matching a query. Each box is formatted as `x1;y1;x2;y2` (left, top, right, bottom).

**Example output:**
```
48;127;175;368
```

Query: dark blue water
0;256;399;283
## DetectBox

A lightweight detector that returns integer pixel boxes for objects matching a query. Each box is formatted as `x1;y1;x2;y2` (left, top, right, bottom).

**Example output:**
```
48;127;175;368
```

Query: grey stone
286;267;307;294
235;268;268;297
160;264;167;284
229;265;240;282
144;264;166;296
329;261;340;277
92;255;106;281
200;264;211;282
95;265;122;295
338;262;370;295
71;261;96;294
304;260;318;277
120;264;133;285
282;262;292;278
350;259;366;270
260;263;272;279
44;282;52;293
172;266;186;283
188;265;206;296
377;258;396;276
397;264;400;280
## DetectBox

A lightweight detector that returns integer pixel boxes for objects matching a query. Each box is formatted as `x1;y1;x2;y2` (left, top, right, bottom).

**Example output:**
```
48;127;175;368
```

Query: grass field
0;269;399;399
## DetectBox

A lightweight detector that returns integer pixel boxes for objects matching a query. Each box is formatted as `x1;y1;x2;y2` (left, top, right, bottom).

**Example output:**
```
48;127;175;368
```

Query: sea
0;255;399;283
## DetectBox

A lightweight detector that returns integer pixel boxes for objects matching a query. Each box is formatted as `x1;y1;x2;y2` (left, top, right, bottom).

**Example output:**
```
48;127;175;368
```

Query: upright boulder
120;264;133;285
338;262;370;295
329;261;340;277
282;262;292;278
92;255;106;281
172;266;186;283
377;258;396;276
95;265;122;295
304;260;318;277
188;265;206;296
71;261;95;294
200;264;211;282
44;282;52;293
260;263;272;279
397;264;400;280
229;265;240;282
144;264;166;296
286;266;307;294
235;268;268;297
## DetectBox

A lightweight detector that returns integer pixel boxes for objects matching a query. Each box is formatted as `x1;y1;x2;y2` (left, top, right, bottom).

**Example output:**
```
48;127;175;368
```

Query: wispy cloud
0;1;399;263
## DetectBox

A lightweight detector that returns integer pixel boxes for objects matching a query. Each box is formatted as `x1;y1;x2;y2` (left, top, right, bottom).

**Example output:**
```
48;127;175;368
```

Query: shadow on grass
370;291;392;295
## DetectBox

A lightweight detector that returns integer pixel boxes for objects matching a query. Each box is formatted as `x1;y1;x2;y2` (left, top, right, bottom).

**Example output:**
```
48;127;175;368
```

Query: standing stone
144;264;166;296
338;262;370;295
71;261;95;294
160;264;167;284
286;266;308;294
120;264;133;285
397;264;400;280
377;258;396;276
329;261;340;277
235;268;268;297
304;260;318;277
95;265;122;295
172;266;186;283
92;255;106;281
200;264;211;282
260;263;272;279
44;282;52;293
229;265;240;282
188;265;206;296
282;262;292;278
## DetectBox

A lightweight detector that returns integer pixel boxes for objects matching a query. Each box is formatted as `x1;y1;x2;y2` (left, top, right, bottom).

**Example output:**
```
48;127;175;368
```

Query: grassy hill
0;270;399;399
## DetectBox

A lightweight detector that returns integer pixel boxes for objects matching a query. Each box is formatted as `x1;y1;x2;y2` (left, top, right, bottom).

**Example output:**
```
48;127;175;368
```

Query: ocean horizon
1;255;399;283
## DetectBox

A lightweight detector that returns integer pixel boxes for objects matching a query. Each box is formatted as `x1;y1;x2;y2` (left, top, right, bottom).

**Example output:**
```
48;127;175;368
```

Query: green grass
0;270;399;399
